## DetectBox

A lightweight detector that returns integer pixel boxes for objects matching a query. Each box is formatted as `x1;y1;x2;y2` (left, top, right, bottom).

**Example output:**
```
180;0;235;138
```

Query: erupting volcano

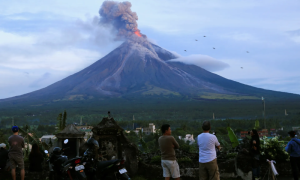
1;1;299;103
134;30;142;37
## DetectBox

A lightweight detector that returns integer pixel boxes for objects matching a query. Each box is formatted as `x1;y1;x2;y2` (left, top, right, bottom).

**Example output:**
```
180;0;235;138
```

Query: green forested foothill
0;98;299;126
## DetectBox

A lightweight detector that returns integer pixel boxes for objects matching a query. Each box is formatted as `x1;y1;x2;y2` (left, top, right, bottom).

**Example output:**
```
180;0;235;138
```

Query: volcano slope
0;37;299;119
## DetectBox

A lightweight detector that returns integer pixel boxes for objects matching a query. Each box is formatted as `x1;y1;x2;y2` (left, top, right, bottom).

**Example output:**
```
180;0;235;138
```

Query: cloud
0;13;124;99
168;54;230;72
220;32;259;43
287;29;300;43
29;72;51;88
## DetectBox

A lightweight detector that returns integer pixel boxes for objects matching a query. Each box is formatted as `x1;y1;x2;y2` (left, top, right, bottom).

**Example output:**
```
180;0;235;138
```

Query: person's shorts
161;160;180;178
9;155;24;170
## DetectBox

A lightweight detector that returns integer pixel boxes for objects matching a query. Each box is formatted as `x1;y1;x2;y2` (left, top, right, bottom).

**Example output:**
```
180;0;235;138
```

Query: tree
57;113;62;131
254;120;260;130
62;110;67;130
56;110;67;132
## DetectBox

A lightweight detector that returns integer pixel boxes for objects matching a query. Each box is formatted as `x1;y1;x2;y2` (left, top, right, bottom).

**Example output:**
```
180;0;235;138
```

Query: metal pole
263;99;266;129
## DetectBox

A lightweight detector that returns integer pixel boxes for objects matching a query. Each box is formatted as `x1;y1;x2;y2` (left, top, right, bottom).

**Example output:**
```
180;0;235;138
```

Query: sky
0;0;300;99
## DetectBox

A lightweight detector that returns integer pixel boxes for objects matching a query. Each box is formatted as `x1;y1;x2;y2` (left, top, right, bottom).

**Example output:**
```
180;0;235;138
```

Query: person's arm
21;138;25;148
285;141;291;153
215;136;221;150
172;137;180;149
251;140;260;151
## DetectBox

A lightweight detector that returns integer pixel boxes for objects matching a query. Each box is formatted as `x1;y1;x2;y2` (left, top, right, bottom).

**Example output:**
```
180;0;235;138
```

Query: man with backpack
285;130;300;180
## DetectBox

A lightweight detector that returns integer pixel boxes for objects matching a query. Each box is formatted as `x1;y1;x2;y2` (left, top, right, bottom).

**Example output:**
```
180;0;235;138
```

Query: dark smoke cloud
99;1;142;39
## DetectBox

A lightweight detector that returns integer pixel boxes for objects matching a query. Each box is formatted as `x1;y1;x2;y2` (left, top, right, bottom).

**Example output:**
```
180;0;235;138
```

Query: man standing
158;124;180;180
197;121;220;180
8;126;25;180
0;143;9;170
285;131;300;180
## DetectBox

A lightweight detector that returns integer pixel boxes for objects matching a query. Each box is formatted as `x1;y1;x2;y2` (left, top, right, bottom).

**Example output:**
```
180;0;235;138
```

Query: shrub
260;136;289;162
178;157;192;163
225;152;238;159
150;155;161;164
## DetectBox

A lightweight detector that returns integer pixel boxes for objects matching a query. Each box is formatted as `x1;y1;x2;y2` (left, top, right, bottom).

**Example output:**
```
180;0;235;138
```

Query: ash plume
99;1;144;40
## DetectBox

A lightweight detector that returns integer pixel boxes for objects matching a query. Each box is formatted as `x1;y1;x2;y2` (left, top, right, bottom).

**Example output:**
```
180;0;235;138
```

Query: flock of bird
184;35;249;69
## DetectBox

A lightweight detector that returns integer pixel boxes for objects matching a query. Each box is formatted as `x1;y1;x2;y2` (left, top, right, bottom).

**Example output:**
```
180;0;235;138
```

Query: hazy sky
1;0;300;99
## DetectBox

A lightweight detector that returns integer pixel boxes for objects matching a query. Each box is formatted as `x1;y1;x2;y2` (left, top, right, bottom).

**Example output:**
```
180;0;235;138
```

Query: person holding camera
197;121;220;180
249;129;260;180
285;131;300;180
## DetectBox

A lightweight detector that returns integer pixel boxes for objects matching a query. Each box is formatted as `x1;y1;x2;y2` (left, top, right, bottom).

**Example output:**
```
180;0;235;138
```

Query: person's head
250;129;259;138
202;121;211;132
161;124;171;135
288;131;296;138
12;126;19;134
0;143;6;149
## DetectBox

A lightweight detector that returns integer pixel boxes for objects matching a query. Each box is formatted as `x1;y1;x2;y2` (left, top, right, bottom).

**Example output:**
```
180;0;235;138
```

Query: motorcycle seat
97;160;120;169
63;157;81;166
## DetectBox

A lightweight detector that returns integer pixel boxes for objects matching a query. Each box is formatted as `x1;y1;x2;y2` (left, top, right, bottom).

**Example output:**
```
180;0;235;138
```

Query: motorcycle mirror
44;150;48;154
64;139;69;144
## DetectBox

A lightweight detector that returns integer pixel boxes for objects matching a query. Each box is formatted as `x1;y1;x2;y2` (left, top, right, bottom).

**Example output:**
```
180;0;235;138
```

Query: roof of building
41;135;56;139
56;124;85;138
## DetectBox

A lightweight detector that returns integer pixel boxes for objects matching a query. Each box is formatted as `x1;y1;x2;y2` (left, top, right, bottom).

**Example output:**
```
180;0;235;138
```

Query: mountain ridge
1;39;300;104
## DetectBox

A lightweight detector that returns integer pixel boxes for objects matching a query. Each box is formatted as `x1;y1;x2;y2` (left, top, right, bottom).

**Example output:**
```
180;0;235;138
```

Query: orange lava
134;31;142;37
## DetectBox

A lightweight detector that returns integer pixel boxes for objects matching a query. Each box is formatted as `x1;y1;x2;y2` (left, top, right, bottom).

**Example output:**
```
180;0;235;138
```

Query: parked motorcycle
46;139;87;180
82;138;131;180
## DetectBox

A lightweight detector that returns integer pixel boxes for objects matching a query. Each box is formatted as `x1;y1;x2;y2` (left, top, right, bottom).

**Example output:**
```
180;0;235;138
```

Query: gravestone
55;124;85;158
91;113;139;175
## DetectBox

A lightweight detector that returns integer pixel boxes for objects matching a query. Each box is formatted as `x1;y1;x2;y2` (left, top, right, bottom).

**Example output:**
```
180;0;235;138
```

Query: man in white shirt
197;121;220;180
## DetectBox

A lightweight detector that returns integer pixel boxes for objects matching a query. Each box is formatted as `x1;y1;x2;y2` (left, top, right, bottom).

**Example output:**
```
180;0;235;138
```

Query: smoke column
99;1;143;39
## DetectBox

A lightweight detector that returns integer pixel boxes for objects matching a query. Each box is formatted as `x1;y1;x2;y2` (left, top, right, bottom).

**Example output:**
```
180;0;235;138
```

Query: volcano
1;38;299;103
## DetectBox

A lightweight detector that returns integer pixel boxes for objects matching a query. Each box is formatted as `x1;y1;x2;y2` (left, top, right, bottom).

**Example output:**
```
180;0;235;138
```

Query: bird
241;67;243;69
184;50;187;51
246;51;249;53
203;36;206;37
213;47;215;49
195;39;198;41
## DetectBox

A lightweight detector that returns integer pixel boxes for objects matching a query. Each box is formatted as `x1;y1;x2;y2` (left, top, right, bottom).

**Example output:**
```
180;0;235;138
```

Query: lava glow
134;31;142;37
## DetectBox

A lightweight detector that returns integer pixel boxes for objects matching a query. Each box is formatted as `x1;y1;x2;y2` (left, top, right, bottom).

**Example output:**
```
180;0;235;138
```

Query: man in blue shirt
285;131;300;180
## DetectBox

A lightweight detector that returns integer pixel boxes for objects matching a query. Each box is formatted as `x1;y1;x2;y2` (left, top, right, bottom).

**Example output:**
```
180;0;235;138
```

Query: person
285;131;300;180
197;121;220;180
29;143;44;172
8;126;25;180
0;143;9;170
158;124;180;180
249;129;260;180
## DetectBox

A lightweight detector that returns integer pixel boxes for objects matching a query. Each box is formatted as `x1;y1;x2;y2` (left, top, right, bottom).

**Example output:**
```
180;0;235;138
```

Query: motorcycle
82;149;131;180
46;139;87;180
